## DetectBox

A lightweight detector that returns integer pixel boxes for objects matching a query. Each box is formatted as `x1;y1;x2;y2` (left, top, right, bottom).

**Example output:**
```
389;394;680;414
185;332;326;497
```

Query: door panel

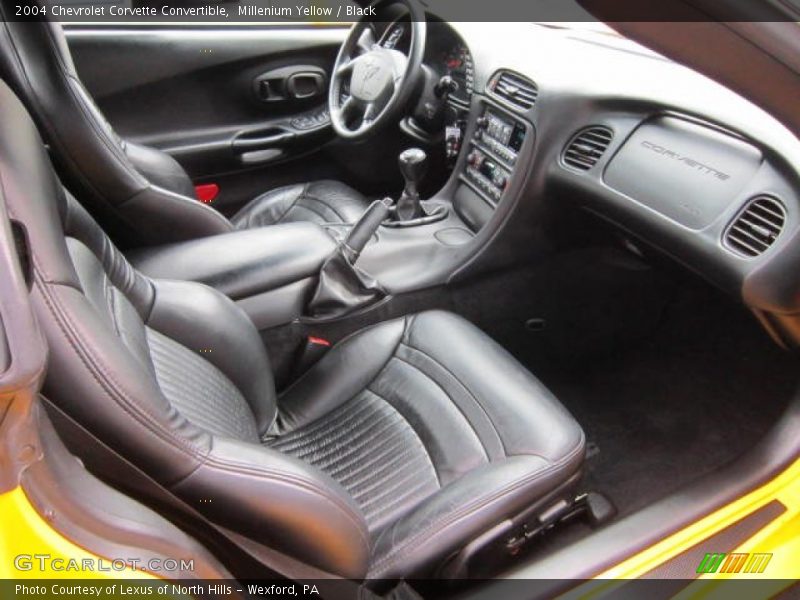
65;25;358;213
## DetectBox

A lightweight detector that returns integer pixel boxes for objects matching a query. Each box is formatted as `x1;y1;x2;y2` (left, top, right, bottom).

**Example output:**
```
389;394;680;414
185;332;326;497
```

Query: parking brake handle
342;197;393;262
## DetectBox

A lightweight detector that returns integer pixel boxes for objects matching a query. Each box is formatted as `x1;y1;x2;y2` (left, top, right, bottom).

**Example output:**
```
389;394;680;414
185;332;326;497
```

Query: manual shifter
394;147;428;221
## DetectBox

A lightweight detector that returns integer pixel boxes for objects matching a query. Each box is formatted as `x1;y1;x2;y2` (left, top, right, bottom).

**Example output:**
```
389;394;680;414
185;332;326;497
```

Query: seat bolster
124;141;196;199
368;452;584;580
147;279;278;435
120;185;233;245
275;317;407;433
231;183;306;229
231;180;369;228
405;311;585;461
172;437;371;580
32;282;210;484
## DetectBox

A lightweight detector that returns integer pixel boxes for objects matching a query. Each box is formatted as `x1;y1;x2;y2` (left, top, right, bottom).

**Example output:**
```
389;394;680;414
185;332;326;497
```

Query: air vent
490;71;538;110
562;127;614;171
724;196;786;258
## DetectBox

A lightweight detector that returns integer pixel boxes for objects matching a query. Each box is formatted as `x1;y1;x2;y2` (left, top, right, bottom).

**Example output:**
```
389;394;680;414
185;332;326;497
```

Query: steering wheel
329;0;426;140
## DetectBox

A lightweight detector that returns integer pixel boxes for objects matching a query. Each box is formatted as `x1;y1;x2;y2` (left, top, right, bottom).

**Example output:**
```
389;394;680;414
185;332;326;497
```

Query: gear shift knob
398;147;427;199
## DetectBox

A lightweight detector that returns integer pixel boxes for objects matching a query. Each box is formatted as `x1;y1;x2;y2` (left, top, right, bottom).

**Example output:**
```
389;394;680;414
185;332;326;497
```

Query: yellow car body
572;458;800;597
0;487;155;581
2;459;798;591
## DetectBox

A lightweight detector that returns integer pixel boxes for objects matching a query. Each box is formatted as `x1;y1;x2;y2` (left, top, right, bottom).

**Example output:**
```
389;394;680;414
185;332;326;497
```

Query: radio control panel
462;107;527;204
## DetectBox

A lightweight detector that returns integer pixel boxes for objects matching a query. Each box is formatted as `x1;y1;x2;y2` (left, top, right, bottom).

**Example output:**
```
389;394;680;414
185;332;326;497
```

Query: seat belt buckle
307;336;331;348
292;336;332;379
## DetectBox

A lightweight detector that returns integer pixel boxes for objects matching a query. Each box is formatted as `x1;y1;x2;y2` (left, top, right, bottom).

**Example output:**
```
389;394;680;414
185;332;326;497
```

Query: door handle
231;131;295;150
252;66;327;104
287;72;325;99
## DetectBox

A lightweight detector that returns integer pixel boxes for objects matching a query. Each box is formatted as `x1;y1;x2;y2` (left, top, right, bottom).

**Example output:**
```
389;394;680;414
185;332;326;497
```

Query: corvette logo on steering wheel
353;54;390;101
364;59;380;81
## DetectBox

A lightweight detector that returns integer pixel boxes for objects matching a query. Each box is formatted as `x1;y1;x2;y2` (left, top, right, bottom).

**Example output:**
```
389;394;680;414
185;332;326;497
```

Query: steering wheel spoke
340;95;358;118
356;26;378;55
390;73;403;94
336;57;358;77
362;102;378;125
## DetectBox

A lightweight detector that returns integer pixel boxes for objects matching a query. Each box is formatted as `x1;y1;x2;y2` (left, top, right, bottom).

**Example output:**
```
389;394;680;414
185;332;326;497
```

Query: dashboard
377;19;474;106
411;21;800;347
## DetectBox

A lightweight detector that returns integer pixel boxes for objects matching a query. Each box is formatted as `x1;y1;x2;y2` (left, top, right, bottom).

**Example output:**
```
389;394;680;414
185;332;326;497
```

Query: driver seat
0;16;370;248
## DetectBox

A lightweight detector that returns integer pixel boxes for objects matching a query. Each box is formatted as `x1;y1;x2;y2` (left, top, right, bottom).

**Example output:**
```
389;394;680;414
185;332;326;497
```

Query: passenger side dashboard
551;110;800;347
448;22;800;347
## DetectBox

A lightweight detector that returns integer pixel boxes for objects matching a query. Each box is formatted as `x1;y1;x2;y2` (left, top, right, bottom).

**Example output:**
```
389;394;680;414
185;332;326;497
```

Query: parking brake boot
306;198;391;320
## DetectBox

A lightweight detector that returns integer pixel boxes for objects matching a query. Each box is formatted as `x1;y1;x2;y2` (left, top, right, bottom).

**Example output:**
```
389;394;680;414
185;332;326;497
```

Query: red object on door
195;183;219;204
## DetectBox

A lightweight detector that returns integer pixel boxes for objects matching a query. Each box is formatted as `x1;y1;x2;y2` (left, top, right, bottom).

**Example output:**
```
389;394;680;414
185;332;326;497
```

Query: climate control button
467;150;484;168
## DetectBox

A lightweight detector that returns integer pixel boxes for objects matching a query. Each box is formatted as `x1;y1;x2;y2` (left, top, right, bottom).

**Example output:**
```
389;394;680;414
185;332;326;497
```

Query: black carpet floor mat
539;283;798;516
453;249;799;517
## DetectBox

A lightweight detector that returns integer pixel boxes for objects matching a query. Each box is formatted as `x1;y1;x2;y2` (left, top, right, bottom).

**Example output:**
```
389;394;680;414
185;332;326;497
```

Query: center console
128;222;337;330
130;103;533;336
461;107;527;205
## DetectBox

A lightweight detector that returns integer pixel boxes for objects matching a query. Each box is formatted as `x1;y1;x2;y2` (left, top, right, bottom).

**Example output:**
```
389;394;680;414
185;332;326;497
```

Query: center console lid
128;223;336;329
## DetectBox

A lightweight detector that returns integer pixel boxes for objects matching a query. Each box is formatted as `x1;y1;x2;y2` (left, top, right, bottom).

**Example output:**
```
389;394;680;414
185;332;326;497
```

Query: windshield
536;21;620;35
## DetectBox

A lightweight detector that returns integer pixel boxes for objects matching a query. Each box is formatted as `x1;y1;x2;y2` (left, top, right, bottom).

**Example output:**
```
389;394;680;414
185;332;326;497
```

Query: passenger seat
0;80;585;580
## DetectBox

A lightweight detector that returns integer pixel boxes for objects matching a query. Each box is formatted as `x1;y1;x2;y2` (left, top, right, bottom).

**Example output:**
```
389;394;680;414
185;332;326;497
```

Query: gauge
446;55;463;70
443;44;474;103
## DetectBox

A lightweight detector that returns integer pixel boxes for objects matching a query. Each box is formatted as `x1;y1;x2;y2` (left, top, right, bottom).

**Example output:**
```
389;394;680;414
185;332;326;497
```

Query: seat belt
40;396;372;599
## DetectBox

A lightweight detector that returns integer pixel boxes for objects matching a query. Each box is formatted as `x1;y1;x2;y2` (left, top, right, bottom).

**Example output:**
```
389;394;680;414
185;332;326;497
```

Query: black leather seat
0;80;585;579
230;180;370;230
0;16;370;247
